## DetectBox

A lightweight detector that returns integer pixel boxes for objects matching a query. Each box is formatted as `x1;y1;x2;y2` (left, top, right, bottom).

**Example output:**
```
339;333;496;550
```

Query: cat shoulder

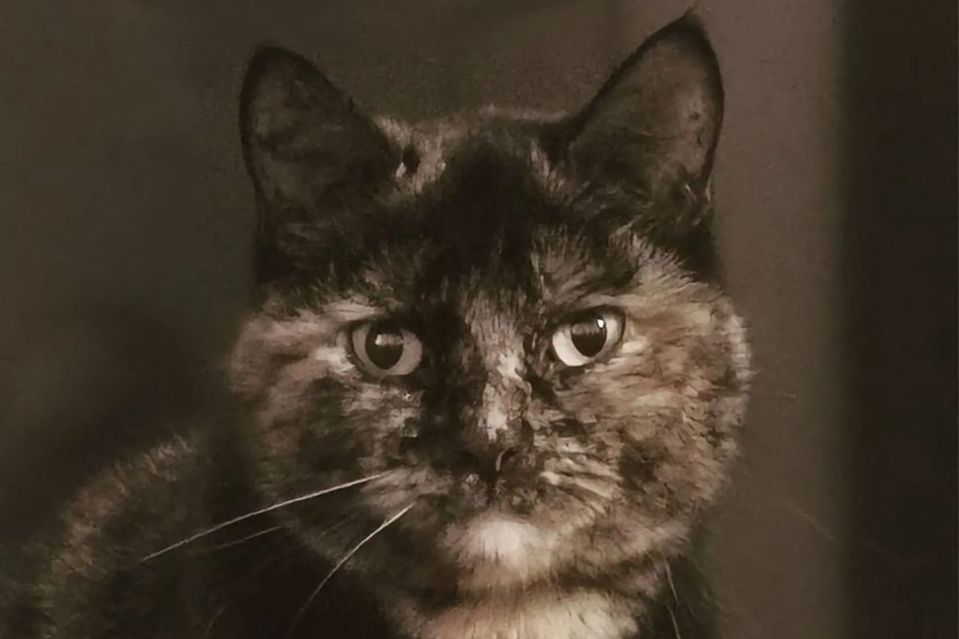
55;435;201;572
2;436;204;636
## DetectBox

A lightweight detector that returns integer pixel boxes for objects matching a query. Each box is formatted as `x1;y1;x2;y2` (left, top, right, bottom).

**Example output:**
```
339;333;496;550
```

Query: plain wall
0;1;954;637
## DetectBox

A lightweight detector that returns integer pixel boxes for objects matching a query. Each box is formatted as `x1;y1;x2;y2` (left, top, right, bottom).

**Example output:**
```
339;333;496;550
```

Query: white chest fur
407;588;639;639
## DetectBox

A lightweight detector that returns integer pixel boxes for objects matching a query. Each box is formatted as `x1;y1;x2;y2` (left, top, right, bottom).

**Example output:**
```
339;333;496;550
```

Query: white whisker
140;473;386;563
664;560;683;639
667;605;683;639
286;502;416;635
204;604;227;637
197;524;283;554
664;560;680;604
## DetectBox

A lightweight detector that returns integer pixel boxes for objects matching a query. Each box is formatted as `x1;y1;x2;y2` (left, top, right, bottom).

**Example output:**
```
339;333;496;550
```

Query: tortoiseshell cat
1;17;750;639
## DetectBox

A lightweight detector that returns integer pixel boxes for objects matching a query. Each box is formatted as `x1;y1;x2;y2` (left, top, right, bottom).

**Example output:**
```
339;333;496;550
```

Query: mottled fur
2;17;750;639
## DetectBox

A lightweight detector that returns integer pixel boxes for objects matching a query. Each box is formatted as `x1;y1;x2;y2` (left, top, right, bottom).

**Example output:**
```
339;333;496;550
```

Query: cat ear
564;17;723;231
240;47;397;282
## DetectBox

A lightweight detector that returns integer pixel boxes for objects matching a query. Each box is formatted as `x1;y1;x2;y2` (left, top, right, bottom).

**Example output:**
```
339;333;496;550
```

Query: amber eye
551;308;624;367
350;321;423;377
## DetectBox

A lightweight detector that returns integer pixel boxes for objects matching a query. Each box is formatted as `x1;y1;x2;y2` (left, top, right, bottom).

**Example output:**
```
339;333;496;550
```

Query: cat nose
456;419;531;478
455;442;518;478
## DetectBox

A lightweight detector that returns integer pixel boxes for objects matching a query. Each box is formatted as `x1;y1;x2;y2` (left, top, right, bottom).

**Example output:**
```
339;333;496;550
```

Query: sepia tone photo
1;1;955;638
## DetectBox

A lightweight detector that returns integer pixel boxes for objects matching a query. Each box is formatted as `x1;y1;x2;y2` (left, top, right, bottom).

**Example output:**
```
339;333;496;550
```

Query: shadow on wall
0;305;211;543
841;0;957;637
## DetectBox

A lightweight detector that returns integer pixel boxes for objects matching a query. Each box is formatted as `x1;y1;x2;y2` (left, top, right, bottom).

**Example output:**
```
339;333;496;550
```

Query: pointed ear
239;47;397;282
565;18;723;231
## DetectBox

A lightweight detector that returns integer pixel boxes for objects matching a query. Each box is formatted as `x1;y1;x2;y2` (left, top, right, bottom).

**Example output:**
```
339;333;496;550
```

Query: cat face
229;20;749;602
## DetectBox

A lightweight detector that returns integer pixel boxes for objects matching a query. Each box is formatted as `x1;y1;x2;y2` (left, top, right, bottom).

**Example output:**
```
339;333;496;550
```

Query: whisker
660;558;684;637
140;473;386;563
286;502;416;636
667;605;684;639
663;560;680;605
204;604;227;637
197;525;283;554
204;539;305;636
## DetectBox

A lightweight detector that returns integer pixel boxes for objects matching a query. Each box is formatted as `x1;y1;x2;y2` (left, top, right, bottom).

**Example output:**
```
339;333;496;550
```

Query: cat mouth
422;466;542;516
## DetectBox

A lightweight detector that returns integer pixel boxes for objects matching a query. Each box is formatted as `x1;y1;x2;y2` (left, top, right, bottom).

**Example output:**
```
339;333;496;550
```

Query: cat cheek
343;395;421;455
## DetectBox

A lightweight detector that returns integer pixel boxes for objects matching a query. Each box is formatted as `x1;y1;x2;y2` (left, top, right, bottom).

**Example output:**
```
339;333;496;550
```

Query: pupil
570;316;607;357
365;324;404;369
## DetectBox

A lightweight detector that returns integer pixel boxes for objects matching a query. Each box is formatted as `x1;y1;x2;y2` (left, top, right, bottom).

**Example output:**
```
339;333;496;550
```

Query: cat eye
550;308;624;367
350;321;423;377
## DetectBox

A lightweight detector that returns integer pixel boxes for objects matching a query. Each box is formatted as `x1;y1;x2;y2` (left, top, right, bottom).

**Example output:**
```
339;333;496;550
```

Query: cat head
229;17;749;605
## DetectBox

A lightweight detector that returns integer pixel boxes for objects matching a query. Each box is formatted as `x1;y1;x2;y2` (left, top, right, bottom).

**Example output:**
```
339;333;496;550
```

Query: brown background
0;1;955;637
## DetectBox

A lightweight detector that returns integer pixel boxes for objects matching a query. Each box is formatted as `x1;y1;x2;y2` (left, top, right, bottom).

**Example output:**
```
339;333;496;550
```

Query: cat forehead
324;117;583;289
340;223;656;319
274;114;690;311
376;111;566;198
315;117;670;308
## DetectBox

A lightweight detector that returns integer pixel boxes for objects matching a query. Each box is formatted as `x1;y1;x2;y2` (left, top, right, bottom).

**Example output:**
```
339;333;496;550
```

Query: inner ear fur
562;17;724;231
239;46;397;282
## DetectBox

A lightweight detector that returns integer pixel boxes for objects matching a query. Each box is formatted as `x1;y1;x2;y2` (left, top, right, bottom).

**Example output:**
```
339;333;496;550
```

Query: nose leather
458;425;518;474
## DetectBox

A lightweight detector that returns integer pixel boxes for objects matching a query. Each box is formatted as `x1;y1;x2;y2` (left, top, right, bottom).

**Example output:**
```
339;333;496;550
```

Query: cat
0;15;750;639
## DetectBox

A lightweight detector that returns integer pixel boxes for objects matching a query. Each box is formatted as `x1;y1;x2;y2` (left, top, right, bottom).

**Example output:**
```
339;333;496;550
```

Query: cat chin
441;512;558;591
